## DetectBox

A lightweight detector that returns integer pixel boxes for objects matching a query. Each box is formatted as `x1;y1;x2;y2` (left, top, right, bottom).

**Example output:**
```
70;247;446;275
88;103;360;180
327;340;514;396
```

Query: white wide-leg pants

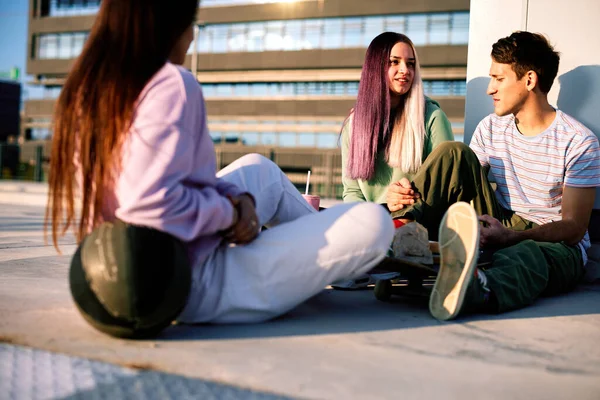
182;154;394;323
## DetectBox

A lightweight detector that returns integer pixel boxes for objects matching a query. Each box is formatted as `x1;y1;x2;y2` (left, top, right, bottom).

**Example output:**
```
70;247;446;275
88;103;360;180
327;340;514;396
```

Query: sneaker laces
475;268;491;292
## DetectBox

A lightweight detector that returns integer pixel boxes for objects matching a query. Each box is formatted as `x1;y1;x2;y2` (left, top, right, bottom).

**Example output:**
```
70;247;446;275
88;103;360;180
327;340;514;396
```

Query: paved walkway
1;181;599;399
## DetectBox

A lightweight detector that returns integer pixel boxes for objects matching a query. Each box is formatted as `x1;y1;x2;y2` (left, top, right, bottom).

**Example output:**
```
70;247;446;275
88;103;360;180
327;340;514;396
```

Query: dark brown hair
491;31;560;93
46;0;198;249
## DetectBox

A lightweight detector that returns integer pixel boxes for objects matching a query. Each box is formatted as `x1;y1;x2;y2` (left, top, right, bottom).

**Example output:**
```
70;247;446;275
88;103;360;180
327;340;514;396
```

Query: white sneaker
429;202;480;321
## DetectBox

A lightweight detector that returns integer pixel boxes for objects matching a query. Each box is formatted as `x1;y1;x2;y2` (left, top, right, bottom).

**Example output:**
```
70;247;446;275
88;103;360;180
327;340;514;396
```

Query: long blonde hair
387;50;425;174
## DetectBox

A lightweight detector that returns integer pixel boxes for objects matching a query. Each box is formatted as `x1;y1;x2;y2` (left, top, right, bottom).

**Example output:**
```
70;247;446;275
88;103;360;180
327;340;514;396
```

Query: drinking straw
305;170;311;195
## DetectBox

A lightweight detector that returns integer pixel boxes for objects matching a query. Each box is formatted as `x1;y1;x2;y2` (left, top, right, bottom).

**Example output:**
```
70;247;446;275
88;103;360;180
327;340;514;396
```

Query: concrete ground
1;181;599;399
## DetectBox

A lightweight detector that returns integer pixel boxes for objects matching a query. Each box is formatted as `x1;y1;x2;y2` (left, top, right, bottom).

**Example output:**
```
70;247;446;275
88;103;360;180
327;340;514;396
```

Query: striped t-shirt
470;110;600;264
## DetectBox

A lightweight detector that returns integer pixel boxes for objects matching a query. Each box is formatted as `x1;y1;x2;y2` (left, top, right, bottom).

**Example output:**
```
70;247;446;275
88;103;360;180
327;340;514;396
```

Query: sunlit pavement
1;182;599;399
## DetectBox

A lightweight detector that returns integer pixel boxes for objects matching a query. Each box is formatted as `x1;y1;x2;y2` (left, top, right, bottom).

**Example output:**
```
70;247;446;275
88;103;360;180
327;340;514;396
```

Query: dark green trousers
392;141;584;313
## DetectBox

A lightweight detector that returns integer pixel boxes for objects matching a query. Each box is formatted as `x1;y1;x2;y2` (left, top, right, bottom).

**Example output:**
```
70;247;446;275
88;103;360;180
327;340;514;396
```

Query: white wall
464;0;600;208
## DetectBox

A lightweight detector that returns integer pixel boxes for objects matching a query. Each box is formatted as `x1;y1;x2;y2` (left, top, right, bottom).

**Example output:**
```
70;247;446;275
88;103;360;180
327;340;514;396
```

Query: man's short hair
491;31;560;93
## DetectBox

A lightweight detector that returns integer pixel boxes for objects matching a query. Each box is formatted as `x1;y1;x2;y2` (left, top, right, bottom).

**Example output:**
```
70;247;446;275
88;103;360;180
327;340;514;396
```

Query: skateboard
372;244;493;302
372;255;439;301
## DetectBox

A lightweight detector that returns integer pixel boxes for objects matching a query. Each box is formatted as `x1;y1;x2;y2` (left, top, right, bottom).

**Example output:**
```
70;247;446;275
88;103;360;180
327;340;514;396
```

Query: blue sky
0;0;40;99
0;1;28;77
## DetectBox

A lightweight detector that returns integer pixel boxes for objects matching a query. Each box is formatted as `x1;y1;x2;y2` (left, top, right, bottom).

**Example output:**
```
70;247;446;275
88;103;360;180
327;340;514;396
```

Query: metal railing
0;143;47;182
0;142;344;198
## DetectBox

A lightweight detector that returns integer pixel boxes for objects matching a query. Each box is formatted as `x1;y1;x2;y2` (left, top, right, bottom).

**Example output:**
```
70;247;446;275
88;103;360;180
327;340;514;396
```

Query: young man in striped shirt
387;31;600;320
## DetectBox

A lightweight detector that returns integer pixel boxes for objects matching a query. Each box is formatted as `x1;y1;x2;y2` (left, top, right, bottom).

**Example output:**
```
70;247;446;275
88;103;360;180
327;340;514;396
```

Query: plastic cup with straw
302;170;320;210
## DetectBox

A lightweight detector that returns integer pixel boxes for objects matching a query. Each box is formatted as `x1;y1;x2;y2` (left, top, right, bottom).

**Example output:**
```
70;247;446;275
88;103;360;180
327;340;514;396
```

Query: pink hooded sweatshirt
103;62;244;268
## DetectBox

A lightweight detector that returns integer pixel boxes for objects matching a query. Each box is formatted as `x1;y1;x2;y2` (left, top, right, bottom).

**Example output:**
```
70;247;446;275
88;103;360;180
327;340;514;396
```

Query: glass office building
24;0;469;196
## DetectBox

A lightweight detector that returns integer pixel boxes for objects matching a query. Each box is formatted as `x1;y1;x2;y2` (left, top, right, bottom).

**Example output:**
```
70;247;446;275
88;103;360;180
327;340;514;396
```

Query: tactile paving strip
0;343;292;400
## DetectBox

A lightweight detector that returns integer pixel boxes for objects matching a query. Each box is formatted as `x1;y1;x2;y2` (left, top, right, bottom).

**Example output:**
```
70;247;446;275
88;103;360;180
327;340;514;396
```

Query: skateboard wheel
374;280;392;301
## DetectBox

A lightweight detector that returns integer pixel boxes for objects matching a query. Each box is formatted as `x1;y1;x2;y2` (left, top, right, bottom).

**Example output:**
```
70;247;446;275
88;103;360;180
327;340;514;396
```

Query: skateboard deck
372;256;438;301
372;246;493;302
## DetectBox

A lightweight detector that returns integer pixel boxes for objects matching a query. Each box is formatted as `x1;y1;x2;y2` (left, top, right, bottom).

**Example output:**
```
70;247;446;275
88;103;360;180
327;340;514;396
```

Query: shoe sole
330;275;374;290
369;271;402;281
429;202;479;321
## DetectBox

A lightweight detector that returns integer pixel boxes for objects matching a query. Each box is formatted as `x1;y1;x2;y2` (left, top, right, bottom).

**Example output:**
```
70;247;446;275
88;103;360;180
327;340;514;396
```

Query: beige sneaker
429;202;479;321
391;221;434;265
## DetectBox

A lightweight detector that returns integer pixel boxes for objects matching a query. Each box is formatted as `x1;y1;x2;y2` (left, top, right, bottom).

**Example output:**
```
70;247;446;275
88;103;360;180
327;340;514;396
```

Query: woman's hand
225;194;260;245
386;178;420;212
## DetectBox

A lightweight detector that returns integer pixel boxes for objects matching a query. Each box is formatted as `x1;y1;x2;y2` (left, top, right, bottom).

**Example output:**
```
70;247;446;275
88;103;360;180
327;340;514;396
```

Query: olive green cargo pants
391;142;584;312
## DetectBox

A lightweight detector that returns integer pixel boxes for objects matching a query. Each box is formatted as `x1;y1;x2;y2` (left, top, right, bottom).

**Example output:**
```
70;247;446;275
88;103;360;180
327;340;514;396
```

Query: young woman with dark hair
47;0;394;337
334;32;454;289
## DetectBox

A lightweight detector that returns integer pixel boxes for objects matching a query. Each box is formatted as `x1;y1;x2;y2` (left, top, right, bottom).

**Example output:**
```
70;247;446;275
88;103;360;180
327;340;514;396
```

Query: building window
44;86;62;99
363;17;385;46
42;34;59;59
72;32;87;56
38;36;48;59
303;19;324;49
57;33;72;59
30;128;51;140
242;132;260;146
228;24;249;52
26;118;53;140
206;118;342;148
342;17;363;48
264;21;285;51
198;80;466;98
428;13;451;45
384;15;406;35
201;0;317;7
206;119;465;148
37;32;89;59
422;80;467;96
37;12;469;59
32;79;464;109
405;14;428;45
450;12;470;44
321;19;341;49
49;0;102;16
284;20;303;51
203;116;464;148
213;25;230;53
194;12;469;54
35;80;465;99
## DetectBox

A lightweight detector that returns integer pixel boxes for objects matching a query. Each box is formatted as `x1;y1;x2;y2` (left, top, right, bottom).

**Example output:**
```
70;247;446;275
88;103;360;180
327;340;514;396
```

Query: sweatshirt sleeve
215;179;245;198
115;122;235;242
114;66;235;242
340;116;366;203
425;106;454;155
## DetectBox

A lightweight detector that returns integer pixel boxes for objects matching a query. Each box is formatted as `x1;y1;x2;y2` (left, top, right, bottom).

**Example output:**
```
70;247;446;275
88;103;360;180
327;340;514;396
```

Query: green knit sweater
341;97;454;204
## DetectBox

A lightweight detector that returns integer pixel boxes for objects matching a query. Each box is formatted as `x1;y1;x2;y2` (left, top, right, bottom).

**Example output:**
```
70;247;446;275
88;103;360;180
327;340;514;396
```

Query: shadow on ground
162;284;600;341
3;253;597;342
2;203;599;344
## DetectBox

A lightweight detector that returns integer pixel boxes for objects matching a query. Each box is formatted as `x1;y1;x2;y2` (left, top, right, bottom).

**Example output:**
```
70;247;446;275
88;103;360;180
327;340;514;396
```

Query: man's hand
479;187;596;248
479;214;515;248
386;178;420;212
226;194;260;245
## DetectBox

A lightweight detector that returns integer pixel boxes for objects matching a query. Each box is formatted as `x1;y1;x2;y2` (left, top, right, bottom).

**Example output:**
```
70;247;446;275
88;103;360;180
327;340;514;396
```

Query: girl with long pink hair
335;32;454;289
